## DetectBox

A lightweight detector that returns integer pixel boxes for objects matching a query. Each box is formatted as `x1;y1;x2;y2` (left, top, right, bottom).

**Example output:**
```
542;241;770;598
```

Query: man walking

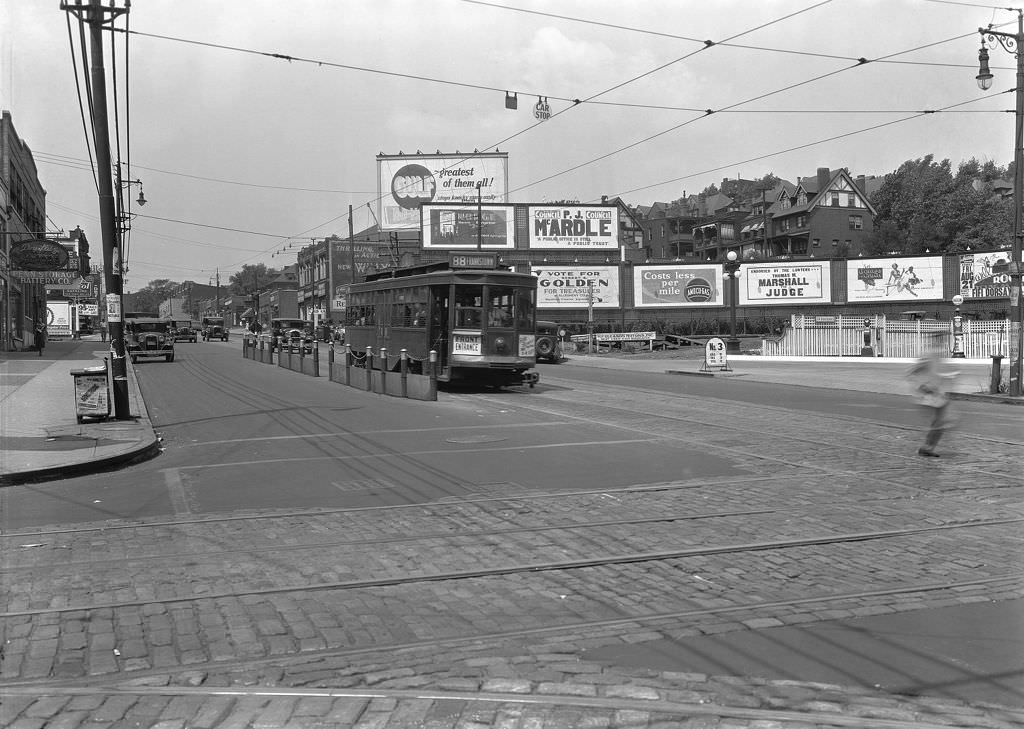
908;335;959;457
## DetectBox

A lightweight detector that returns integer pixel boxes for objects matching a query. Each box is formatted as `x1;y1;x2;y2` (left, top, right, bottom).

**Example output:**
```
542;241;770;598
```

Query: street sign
703;336;729;371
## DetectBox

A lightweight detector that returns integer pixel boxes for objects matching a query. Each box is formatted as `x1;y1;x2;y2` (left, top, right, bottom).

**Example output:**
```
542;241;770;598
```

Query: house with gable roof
763;167;877;259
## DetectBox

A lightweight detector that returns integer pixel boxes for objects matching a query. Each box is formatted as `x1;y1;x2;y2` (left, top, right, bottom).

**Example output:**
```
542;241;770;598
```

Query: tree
229;264;278;295
129;279;178;314
867;155;1014;254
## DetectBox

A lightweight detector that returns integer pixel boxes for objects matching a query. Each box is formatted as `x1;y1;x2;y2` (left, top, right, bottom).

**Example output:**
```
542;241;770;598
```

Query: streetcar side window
346;291;375;326
487;286;515;328
391;286;427;327
454;286;483;328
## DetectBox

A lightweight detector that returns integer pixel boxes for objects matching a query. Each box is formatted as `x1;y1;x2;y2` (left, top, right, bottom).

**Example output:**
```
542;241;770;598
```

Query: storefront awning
241;307;255;318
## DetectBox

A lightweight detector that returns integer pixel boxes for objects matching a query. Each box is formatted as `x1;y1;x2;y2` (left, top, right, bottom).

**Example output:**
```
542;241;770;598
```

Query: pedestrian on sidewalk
907;334;959;457
33;320;47;357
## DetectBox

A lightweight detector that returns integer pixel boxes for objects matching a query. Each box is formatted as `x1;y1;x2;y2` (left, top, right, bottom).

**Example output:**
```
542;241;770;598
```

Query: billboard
632;265;724;307
46;300;73;336
847;257;943;302
527;206;619;249
330;238;383;285
739;262;832;305
532;266;620;309
959;251;1014;299
421;204;515;249
377;152;509;230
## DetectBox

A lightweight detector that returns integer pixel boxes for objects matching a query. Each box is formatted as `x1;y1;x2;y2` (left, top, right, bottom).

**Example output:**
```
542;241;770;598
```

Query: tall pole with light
977;14;1024;396
723;250;741;353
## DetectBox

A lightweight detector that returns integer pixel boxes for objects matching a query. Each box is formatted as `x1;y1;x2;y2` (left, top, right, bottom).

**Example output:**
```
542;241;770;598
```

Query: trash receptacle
71;363;111;423
990;354;1004;394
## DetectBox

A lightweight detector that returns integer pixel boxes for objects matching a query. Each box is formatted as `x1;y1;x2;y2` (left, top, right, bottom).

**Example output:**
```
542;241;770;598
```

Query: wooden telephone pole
63;0;132;418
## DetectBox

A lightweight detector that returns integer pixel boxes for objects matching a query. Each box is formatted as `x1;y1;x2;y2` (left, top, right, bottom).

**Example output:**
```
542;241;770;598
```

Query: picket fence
761;314;1012;358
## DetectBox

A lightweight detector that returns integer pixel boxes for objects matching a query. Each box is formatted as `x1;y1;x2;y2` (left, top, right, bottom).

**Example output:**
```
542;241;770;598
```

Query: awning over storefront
241;307;255;318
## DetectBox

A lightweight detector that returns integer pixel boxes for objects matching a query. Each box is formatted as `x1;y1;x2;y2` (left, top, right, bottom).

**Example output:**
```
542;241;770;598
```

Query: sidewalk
0;337;159;485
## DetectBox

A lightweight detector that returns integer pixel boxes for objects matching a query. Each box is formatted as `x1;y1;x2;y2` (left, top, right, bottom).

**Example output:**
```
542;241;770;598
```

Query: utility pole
348;205;355;285
64;0;131;419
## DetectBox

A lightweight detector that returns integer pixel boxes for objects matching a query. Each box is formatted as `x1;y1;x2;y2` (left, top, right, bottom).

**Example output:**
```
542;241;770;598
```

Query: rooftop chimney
817;167;831;190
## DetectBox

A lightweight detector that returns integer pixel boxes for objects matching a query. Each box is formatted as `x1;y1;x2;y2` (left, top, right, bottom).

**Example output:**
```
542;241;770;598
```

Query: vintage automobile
201;316;229;341
126;317;175;363
535;320;565;363
171;319;198;343
270;318;314;353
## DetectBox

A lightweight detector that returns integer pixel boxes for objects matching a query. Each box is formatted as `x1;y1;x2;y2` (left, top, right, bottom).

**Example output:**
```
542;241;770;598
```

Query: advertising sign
704;337;728;369
527;206;619;249
73;370;109;418
847;256;943;302
632;265;723;307
452;331;483;355
46;301;73;336
532;266;620;309
77;303;100;316
959;252;1014;299
421;204;515;249
739;262;832;305
10;239;70;270
12;270;81;285
377;153;509;230
330;239;382;285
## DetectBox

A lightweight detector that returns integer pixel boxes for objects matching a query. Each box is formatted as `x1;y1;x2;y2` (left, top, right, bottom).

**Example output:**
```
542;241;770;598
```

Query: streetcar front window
487;286;515;328
454;286;483;328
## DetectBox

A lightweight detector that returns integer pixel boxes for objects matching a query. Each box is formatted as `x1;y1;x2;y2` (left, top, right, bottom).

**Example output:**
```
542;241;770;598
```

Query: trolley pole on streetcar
476;181;483;251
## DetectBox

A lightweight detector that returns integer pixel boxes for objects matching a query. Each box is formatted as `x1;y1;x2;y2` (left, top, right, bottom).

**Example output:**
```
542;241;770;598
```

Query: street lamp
978;15;1024;396
723;250;741;353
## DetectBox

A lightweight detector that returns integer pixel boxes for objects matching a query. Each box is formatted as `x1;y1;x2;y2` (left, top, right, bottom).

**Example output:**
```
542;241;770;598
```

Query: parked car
535;320;565;363
270;318;314;353
126;317;175;363
201;316;229;341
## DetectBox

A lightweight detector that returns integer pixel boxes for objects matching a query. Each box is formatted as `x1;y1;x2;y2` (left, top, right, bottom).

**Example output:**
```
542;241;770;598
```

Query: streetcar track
0;681;988;729
460;382;1022;482
3;572;1019;705
3;516;1019;618
539;372;1024;448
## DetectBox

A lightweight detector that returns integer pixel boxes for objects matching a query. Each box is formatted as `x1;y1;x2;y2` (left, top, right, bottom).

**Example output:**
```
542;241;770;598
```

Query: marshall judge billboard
632;265;723;307
527;206;618;249
532;266;620;309
739;262;831;305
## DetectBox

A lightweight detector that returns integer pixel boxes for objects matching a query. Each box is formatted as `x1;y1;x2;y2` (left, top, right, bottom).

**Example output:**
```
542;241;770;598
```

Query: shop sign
10;239;70;270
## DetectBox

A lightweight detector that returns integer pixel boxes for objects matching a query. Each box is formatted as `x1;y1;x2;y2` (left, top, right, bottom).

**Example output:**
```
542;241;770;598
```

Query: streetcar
345;253;540;388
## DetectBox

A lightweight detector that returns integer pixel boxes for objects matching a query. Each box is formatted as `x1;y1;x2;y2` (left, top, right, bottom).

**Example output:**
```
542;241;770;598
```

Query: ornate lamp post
723;250;741;353
978;14;1024;396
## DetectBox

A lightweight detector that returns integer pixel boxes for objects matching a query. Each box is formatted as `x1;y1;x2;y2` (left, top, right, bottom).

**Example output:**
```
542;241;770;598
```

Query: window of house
830;192;840;207
796;214;807;228
832;239;839;246
812;238;821;247
661;224;665;239
847;193;856;207
849;215;863;230
796;192;807;206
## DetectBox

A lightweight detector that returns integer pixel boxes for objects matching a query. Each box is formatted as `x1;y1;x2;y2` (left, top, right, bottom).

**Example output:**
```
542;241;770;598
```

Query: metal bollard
380;348;388;393
344;344;352;386
400;349;408;398
428;349;438;401
312;341;320;377
366;346;374;390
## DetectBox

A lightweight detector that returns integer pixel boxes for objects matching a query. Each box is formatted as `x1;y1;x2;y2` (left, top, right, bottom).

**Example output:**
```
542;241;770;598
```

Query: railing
241;335;437;401
761;314;1012;358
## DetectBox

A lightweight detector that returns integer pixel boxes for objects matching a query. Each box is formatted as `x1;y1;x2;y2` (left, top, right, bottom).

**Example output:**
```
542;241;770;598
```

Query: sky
1;0;1021;291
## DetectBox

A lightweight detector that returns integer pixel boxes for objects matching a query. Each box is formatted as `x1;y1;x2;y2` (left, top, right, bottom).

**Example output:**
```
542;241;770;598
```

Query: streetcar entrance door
430;286;450;374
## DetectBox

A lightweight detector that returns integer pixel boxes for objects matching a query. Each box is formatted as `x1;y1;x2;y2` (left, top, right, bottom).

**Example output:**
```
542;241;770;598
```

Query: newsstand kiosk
70;361;111;423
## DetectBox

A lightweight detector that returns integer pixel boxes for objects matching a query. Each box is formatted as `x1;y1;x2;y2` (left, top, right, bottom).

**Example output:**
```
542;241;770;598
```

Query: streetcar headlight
494;336;509;354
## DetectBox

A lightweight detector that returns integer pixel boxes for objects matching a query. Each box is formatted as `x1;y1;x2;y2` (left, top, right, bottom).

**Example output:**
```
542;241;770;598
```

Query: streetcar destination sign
449;252;497;269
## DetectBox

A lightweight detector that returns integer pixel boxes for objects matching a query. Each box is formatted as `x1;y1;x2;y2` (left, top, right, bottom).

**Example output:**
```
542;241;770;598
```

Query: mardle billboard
527;206;618;249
